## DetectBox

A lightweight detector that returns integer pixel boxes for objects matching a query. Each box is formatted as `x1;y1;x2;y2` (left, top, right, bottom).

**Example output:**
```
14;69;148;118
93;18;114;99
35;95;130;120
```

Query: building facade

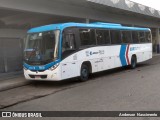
0;0;160;73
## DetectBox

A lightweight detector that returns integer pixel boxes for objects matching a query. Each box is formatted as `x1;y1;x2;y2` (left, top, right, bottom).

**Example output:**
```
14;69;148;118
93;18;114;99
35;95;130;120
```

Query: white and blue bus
24;22;152;81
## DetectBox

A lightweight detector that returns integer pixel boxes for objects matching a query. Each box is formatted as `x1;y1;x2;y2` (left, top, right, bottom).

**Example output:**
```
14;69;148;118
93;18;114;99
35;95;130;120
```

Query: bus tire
130;55;137;69
79;64;89;82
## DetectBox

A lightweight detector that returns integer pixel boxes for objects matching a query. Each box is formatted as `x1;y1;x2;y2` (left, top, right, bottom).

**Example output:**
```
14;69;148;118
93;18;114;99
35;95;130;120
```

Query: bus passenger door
61;28;79;79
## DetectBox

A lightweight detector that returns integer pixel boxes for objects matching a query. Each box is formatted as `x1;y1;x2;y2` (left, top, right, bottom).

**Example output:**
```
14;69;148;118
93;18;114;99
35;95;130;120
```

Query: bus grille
29;75;47;79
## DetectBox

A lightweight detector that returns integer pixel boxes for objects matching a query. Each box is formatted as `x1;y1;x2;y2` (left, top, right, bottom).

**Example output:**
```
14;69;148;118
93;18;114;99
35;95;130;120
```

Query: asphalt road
1;56;160;120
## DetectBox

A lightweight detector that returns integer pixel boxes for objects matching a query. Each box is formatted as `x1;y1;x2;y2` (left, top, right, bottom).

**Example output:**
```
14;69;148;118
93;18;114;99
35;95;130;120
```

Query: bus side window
96;30;105;45
139;32;146;43
110;30;122;44
79;29;96;46
121;31;132;43
96;30;111;45
145;32;151;43
62;33;76;58
132;31;139;43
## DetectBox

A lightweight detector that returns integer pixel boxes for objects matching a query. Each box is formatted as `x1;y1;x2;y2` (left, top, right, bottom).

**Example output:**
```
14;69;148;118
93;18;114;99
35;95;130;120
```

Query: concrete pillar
156;28;160;53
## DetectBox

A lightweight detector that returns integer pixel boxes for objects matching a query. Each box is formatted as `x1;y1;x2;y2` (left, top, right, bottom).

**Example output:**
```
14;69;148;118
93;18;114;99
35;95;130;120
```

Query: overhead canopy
0;0;159;28
87;0;160;19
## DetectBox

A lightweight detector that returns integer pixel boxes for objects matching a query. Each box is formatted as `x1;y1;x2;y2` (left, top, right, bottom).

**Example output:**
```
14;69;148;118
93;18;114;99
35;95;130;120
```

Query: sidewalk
0;71;23;80
0;71;30;92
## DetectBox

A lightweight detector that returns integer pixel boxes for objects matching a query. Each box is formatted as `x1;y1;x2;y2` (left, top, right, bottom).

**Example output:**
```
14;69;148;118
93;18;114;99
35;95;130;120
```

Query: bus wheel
80;64;89;82
130;55;137;69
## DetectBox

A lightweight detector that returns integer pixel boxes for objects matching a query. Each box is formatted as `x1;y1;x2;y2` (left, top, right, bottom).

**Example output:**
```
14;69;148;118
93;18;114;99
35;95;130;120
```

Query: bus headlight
49;63;60;71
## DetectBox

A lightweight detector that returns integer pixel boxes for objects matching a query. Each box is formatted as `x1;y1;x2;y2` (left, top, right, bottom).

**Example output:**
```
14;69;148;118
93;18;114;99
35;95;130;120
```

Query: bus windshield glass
24;30;60;65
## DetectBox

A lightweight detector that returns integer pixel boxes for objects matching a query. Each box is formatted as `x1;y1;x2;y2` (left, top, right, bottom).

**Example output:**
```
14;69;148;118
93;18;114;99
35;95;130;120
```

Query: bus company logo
86;51;99;56
130;47;140;51
90;52;93;55
99;50;105;55
85;51;94;56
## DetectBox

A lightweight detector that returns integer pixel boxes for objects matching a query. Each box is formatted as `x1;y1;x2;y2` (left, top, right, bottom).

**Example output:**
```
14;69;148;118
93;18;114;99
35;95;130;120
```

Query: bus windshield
24;30;60;65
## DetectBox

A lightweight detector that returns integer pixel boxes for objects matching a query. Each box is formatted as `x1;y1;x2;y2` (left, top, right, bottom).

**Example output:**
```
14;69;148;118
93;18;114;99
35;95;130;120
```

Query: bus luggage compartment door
61;62;79;80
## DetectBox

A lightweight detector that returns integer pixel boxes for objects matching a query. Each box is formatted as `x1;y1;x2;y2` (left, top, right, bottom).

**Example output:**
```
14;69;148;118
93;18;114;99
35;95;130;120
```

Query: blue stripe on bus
28;22;150;33
120;45;127;66
24;59;60;71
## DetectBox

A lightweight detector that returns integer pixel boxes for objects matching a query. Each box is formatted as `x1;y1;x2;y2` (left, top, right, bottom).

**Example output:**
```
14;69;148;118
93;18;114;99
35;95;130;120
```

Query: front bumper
24;68;62;81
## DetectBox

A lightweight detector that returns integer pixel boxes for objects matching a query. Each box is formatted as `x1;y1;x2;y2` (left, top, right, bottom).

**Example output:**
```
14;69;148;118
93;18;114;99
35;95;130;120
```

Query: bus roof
28;22;150;33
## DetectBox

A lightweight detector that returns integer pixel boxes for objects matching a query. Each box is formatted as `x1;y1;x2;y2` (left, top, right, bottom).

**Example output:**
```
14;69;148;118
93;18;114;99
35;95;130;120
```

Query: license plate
35;76;41;79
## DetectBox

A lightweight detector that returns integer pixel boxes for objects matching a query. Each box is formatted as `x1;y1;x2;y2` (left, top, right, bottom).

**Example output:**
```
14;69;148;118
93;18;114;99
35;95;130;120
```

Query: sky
131;0;160;11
